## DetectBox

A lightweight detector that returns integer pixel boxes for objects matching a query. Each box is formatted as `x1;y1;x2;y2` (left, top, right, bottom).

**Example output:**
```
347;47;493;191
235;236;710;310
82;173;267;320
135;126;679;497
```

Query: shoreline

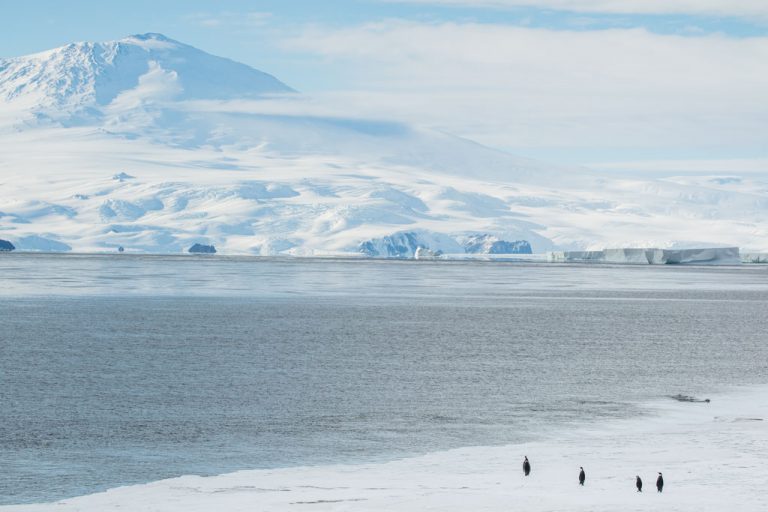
1;250;765;266
4;385;767;512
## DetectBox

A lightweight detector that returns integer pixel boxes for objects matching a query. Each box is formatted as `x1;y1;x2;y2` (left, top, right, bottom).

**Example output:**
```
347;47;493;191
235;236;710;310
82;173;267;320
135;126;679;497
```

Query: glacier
1;33;767;256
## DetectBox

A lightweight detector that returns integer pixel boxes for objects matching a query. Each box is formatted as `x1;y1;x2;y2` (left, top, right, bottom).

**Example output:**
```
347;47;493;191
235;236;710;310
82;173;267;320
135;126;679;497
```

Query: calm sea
1;254;767;504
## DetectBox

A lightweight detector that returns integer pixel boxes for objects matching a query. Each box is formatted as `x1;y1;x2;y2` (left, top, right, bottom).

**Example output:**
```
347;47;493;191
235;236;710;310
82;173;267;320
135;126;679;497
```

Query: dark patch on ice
209;486;291;493
0;239;15;251
291;498;367;505
670;394;710;403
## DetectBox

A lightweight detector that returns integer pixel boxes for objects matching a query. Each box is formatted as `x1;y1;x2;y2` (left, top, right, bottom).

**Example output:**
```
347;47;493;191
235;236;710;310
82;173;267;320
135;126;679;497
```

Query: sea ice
5;386;767;512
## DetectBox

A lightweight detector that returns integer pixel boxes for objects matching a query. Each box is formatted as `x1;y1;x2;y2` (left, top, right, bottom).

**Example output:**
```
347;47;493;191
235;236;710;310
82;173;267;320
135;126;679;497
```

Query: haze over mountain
1;33;766;255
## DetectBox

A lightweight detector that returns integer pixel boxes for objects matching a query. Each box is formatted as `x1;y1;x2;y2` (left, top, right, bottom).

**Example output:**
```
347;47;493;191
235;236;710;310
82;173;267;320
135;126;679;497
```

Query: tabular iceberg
548;247;741;265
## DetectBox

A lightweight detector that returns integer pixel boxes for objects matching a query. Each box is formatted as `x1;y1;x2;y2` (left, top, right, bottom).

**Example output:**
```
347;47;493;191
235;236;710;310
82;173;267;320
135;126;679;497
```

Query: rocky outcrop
462;235;532;254
0;239;15;251
188;243;216;254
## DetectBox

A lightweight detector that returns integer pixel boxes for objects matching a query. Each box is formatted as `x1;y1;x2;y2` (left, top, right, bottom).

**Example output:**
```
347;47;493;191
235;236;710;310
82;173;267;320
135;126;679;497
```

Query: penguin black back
523;456;531;476
636;475;642;492
656;472;664;493
579;467;585;486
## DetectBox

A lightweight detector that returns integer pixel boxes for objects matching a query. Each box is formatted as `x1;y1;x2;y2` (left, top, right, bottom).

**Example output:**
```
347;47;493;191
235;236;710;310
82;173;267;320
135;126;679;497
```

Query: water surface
1;254;767;504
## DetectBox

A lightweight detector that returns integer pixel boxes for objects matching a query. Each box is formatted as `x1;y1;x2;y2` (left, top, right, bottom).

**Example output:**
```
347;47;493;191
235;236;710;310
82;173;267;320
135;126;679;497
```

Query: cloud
382;0;768;19
184;11;272;29
278;21;768;153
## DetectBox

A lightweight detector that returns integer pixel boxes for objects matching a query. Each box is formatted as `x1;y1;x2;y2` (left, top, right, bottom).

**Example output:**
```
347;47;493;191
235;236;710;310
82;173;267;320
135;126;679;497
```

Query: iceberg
546;250;605;263
659;247;740;265
547;247;741;265
188;243;216;254
358;231;462;259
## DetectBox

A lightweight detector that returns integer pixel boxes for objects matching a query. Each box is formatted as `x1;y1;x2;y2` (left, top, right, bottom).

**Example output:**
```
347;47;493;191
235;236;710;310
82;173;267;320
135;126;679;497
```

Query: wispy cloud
279;20;768;153
382;0;768;19
184;11;273;29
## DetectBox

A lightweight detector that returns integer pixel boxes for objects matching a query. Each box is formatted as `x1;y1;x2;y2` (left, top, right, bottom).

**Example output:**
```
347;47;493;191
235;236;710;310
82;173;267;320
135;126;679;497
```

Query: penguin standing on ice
636;475;643;492
656;472;664;493
579;467;585;486
523;456;531;476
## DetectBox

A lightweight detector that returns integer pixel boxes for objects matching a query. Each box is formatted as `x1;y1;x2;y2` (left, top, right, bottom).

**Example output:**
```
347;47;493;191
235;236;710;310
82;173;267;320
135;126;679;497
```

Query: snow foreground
5;387;767;512
2;34;768;255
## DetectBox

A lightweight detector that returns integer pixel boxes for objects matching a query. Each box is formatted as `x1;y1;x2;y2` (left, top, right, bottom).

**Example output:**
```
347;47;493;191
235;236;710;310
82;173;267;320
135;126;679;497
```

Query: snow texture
4;386;767;512
1;34;768;256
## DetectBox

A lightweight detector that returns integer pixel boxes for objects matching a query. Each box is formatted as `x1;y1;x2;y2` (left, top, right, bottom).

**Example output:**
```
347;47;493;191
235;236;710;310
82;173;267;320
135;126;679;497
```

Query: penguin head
658;472;662;475
580;467;583;470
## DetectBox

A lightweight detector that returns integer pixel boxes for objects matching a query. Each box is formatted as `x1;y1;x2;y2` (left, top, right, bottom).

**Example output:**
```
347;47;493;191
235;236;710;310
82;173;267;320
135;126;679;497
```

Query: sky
1;0;767;172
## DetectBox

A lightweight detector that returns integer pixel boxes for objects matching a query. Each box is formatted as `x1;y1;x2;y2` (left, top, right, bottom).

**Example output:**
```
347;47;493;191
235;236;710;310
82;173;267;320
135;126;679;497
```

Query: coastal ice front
1;33;767;255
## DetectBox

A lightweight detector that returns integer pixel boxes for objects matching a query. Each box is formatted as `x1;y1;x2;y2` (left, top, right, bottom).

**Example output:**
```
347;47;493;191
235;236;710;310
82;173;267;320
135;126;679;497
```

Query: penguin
523;456;531;476
578;467;585;486
636;475;643;492
656;472;664;493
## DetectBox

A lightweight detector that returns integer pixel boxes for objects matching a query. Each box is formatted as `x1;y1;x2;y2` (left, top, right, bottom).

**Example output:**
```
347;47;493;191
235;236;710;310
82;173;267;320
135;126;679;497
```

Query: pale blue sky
2;0;766;170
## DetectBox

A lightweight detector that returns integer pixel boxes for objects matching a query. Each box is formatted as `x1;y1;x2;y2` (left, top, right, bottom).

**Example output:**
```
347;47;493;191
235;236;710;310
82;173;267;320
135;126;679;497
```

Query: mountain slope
0;34;766;255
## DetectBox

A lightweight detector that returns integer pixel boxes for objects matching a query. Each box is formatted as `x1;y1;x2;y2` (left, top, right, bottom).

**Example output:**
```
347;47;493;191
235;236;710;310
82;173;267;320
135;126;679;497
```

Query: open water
1;254;767;504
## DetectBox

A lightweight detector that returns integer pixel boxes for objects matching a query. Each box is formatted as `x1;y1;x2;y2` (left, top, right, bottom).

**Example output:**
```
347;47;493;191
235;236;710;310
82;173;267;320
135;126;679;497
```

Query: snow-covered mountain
1;33;766;255
0;33;291;117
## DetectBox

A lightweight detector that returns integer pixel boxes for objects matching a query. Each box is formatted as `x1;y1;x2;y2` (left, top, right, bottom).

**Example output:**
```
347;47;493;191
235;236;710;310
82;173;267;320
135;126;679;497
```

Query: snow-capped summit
0;33;293;116
0;35;766;256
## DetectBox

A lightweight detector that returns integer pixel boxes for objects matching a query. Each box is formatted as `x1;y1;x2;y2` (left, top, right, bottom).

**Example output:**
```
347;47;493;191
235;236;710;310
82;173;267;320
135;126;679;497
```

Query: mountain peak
118;33;185;49
0;34;294;115
127;32;173;41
